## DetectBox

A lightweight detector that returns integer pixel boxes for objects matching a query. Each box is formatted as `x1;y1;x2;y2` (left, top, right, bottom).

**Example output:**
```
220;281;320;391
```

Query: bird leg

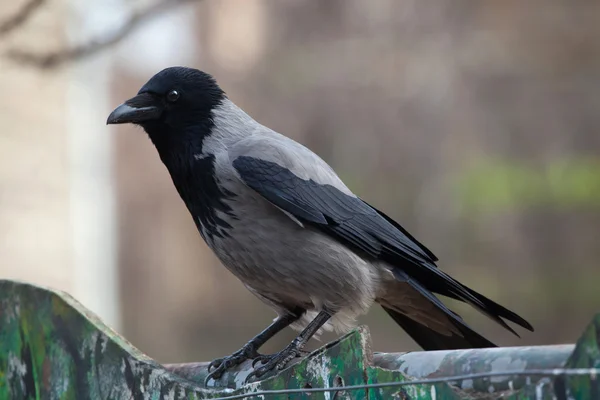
246;310;332;382
204;313;299;386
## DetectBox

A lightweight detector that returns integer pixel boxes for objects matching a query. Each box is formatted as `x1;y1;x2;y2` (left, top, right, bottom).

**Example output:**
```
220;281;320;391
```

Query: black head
107;67;225;138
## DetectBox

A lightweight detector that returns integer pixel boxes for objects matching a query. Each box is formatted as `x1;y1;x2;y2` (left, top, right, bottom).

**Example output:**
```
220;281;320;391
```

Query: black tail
382;306;496;350
438;279;534;335
383;269;501;350
366;202;533;337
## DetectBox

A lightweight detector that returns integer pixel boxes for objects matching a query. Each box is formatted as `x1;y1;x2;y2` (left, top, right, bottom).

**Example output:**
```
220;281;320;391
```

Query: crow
107;66;533;384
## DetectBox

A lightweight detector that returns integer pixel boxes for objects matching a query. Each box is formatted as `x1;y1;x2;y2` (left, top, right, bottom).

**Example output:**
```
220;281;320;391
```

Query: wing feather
230;150;533;334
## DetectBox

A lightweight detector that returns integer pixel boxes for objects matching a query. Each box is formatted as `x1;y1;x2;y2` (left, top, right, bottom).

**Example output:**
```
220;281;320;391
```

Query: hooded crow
107;66;533;384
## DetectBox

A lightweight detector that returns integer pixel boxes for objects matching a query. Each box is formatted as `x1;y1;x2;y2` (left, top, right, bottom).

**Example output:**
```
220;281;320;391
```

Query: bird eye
166;89;180;103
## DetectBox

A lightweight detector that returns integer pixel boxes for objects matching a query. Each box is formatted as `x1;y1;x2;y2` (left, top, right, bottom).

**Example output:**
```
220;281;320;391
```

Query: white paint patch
1;299;19;323
241;383;266;400
233;367;255;388
80;331;101;361
307;356;332;400
461;379;473;390
417;386;430;399
101;334;107;353
8;353;27;376
147;368;163;388
7;353;28;394
398;351;452;377
163;387;176;400
535;380;544;399
489;356;527;383
430;385;437;400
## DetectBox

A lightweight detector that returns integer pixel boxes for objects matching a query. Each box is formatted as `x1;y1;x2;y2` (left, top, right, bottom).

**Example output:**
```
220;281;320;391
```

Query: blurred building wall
0;2;72;290
0;0;120;328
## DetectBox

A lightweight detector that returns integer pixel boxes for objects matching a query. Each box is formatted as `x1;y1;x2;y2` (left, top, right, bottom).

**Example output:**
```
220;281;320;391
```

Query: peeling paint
535;380;544;399
398;350;452;377
461;379;473;390
490;356;527;383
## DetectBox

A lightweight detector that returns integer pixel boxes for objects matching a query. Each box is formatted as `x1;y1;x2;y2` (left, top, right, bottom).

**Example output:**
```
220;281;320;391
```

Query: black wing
233;156;533;334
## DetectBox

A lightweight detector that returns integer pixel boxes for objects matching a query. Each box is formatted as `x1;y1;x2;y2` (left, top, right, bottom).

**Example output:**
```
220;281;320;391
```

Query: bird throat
148;128;237;242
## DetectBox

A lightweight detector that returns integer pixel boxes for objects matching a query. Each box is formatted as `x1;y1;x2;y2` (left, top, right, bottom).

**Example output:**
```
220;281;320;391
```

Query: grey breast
202;131;381;315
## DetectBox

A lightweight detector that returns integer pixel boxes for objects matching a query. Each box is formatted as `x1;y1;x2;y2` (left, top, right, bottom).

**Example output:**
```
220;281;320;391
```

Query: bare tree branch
0;0;45;36
5;0;202;69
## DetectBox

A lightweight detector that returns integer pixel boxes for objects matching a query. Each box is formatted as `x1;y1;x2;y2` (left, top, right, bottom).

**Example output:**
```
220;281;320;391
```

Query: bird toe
204;345;259;386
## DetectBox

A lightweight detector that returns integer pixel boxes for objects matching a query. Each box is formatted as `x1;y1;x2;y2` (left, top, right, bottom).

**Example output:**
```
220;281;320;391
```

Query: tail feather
382;306;496;350
456;282;534;331
384;270;498;350
430;274;534;335
361;199;532;338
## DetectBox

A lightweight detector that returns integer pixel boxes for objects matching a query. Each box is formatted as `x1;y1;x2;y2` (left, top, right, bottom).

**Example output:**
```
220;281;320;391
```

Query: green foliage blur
458;158;600;214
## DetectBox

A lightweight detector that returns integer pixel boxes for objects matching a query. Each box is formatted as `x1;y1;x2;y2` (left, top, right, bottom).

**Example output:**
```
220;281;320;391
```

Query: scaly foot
204;343;259;386
245;340;305;382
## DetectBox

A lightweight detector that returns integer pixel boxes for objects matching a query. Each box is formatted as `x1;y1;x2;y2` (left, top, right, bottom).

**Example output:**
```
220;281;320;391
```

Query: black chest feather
174;154;237;241
145;118;236;242
151;136;237;241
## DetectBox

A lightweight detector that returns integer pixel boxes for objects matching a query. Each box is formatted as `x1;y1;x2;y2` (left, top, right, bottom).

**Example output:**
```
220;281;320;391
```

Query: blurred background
1;0;599;364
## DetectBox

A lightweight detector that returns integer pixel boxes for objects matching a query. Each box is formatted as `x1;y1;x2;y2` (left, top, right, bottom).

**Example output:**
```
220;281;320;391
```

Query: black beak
106;93;163;125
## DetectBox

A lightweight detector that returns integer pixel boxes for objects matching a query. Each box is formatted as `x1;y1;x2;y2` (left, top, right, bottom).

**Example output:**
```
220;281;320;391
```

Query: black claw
251;354;270;368
204;345;259;387
204;367;223;386
245;344;305;383
207;358;223;373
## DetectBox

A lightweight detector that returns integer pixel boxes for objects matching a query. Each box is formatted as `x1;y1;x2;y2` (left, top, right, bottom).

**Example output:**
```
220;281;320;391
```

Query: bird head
107;67;226;139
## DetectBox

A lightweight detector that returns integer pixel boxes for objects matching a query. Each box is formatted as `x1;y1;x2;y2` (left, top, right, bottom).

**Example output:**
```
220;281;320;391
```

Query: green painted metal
0;279;598;399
